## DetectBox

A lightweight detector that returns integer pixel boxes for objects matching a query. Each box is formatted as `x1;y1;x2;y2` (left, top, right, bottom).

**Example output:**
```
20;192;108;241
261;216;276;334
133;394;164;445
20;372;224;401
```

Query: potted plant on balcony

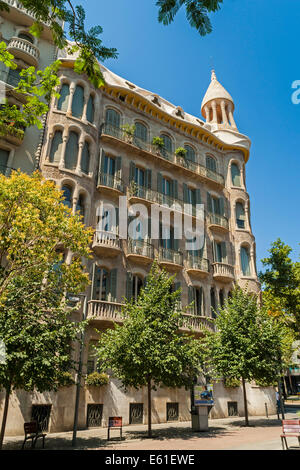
152;136;164;155
85;371;110;387
121;123;136;144
175;147;187;166
129;180;138;198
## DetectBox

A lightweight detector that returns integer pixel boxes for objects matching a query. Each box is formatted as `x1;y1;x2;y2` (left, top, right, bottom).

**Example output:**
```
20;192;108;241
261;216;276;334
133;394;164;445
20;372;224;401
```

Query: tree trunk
0;383;11;450
147;378;152;438
242;377;249;426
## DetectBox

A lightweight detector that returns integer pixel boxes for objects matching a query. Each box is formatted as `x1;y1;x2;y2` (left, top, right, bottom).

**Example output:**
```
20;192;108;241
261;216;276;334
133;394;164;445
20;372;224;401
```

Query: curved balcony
181;314;215;334
185;254;209;278
92;230;122;257
126;238;154;265
87;300;124;326
101;123;224;186
158;247;183;271
0;122;24;146
207;212;229;232
97;172;124;195
7;37;40;67
212;262;235;283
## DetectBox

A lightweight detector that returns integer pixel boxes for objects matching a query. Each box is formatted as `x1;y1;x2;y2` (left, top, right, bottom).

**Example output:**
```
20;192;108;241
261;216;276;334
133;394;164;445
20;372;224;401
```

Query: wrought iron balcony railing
97;172;124;193
102;123;224;185
127;238;154;259
208;212;229;230
186;254;209;273
158;246;183;266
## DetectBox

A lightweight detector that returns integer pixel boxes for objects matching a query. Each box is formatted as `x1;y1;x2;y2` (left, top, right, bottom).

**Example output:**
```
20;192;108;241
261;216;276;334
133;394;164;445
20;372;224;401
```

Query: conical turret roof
201;70;234;113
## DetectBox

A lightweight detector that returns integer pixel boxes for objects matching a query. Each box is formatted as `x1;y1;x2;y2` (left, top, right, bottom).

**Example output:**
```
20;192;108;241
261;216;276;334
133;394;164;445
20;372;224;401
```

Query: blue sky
80;0;300;272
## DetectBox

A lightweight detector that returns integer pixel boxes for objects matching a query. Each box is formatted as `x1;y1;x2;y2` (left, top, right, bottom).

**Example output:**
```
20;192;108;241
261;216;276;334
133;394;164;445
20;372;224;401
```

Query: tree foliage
0;171;93;447
156;0;223;36
0;0;118;87
95;261;206;436
259;239;300;334
206;285;294;425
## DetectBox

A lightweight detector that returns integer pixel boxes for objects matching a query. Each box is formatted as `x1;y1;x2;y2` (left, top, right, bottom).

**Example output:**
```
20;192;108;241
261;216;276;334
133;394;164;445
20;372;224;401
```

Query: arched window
65;131;79;170
236;202;245;229
86;95;95;123
231;163;241;186
81;141;90;174
161;134;173;155
49;130;63;163
72;84;84;119
18;32;34;44
57;83;70;112
0;148;10;173
206;155;217;173
184;145;195;162
76;194;85;219
241;246;251;276
61;185;73;209
134;122;148;142
105;108;121;128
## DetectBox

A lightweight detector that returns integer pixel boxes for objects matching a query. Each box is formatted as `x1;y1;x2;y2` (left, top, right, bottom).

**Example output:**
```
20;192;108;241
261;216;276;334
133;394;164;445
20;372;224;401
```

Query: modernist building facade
0;2;276;435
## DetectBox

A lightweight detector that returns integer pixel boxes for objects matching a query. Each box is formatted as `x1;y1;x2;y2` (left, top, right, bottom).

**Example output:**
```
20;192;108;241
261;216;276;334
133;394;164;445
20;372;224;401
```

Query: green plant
129;180;138;197
121;124;136;136
60;372;75;387
85;372;110;387
175;147;187;158
223;377;241;388
152;136;164;149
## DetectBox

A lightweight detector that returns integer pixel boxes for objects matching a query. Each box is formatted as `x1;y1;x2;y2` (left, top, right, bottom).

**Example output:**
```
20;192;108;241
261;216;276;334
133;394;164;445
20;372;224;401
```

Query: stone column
220;100;229;125
45;132;54;161
75;139;85;173
66;82;76;116
82;88;90;123
250;246;256;277
228;104;237;129
204;105;211;123
58;131;69;170
211;100;218;123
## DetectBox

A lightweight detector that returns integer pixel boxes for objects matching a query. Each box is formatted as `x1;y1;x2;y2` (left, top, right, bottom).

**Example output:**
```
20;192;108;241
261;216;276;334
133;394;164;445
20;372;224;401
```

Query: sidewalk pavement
3;409;300;451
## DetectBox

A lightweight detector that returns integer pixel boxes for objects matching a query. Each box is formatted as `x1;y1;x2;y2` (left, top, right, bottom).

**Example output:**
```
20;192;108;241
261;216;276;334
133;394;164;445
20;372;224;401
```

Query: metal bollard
265;403;269;418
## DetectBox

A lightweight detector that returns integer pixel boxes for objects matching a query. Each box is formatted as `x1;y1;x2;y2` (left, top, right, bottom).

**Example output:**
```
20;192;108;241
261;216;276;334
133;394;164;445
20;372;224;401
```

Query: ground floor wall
0;379;276;437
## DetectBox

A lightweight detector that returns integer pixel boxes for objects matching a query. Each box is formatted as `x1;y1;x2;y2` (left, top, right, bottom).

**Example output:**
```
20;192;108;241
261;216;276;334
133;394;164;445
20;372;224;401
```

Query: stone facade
0;2;274;437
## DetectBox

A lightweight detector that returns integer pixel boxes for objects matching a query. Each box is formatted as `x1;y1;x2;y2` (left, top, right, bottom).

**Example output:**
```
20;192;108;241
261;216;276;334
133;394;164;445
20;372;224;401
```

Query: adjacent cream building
0;2;275;436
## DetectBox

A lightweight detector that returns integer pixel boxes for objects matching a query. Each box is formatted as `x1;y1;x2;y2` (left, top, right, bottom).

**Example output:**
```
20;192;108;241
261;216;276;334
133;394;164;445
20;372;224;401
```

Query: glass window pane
49;131;63;163
72;85;84;119
65;132;78;170
57;84;70;112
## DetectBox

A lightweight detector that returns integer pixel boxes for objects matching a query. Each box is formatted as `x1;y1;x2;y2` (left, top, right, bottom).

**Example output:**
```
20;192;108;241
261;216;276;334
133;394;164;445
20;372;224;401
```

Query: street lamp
68;293;88;447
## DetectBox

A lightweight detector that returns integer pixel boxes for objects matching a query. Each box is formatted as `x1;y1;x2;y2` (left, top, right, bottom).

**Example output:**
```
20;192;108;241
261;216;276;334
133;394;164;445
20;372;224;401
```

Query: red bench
280;419;300;450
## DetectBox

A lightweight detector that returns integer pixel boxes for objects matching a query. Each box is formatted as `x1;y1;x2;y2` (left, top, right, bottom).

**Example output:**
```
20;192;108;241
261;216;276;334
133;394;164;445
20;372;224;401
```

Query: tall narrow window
161;134;173;156
62;185;72;209
231;163;241;186
72;85;84;119
189;286;204;316
241;246;251;276
103;155;115;176
211;288;217;319
81;141;90;174
76;194;85;219
92;267;117;301
236;202;245;229
184;145;195;162
206;155;217;173
86;95;95;123
65;131;79;170
134;166;145;187
49;130;63;163
105;109;120;128
131;275;143;301
57;84;70;112
135;122;148;142
214;241;227;263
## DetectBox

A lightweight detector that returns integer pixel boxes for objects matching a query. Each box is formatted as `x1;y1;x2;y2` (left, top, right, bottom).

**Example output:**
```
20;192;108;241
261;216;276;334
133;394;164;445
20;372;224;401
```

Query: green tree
207;286;292;426
259;239;300;334
95;261;206;437
156;0;223;35
0;171;93;449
